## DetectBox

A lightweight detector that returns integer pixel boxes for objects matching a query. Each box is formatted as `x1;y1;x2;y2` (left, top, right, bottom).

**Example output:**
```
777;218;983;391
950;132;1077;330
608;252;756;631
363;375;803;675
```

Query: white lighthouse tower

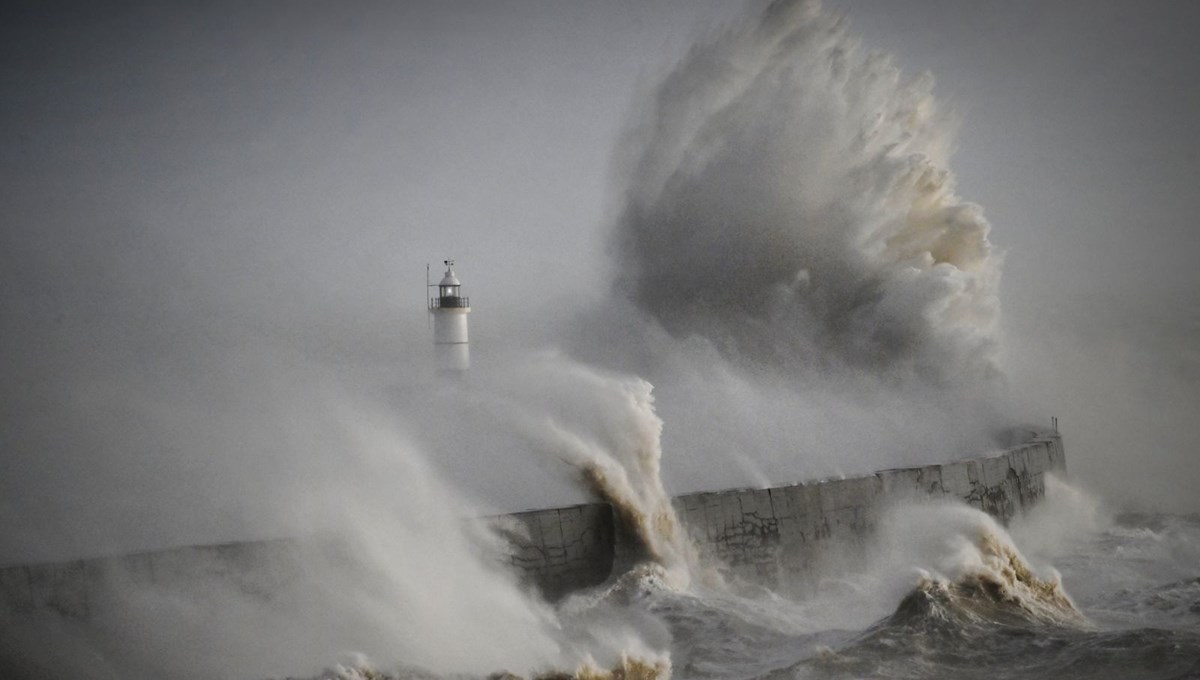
429;259;471;371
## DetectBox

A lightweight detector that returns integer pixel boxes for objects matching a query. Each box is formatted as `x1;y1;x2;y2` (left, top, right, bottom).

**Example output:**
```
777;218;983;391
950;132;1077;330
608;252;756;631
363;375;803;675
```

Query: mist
2;0;1199;676
1;389;667;679
3;0;1195;566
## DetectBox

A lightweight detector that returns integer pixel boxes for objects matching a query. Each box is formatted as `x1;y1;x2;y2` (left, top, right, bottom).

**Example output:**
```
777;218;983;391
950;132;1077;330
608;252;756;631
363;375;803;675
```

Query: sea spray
1008;474;1111;562
612;0;1002;385
873;502;1085;628
7;397;676;680
310;654;671;680
757;498;1088;635
482;352;711;589
125;404;571;679
555;0;1019;513
295;403;678;678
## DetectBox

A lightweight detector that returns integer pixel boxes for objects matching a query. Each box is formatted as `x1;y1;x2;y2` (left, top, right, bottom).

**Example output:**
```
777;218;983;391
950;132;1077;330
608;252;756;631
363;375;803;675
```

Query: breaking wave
790;509;1200;680
870;502;1085;631
613;0;1002;384
889;531;1085;630
308;654;670;680
558;376;703;589
485;353;712;589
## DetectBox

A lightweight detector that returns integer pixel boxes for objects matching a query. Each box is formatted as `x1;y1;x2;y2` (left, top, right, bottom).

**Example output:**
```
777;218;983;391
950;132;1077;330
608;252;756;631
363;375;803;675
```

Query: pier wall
668;433;1065;586
0;434;1065;616
494;433;1064;592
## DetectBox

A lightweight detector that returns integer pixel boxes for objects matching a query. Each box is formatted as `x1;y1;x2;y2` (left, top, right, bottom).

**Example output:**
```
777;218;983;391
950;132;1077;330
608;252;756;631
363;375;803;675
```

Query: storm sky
1;0;1198;563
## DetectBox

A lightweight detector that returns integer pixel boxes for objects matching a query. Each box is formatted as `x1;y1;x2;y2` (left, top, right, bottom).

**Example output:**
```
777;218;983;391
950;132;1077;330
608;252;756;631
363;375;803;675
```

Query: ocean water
659;512;1200;680
307;484;1200;680
6;476;1195;680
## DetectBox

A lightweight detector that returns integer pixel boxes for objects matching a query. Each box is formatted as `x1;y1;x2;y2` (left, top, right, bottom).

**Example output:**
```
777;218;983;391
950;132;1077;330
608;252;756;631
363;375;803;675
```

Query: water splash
493;353;711;589
613;0;1002;384
308;654;671;680
877;502;1085;629
938;530;1084;626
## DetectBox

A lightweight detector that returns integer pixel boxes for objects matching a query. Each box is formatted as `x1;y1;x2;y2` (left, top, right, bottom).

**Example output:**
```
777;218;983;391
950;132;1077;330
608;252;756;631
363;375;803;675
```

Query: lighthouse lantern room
429;259;471;371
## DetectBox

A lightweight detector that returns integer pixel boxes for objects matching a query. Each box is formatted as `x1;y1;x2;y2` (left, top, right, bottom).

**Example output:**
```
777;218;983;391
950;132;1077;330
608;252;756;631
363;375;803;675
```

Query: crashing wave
498;354;714;590
890;528;1086;631
613;0;1002;384
306;654;670;680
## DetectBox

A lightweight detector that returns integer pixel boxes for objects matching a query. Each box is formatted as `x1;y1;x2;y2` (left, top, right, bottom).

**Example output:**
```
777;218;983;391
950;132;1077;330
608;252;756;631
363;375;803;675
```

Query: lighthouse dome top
438;259;461;287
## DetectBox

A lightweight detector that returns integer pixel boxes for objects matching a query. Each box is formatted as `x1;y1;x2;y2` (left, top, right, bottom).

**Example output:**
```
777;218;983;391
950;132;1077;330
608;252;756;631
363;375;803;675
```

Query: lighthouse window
440;285;457;298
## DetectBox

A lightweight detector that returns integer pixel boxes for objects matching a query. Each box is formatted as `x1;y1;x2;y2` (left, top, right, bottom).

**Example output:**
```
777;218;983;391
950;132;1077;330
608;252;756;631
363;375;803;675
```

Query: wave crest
892;528;1085;630
308;654;671;680
613;0;1001;384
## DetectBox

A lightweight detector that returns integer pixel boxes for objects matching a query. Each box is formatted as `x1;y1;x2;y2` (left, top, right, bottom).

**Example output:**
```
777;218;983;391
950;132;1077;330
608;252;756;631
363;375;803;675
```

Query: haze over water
1;0;1198;678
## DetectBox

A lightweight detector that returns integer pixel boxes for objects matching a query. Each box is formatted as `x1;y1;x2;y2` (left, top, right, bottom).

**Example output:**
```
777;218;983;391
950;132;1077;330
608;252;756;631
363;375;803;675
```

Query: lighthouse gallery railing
429;296;469;309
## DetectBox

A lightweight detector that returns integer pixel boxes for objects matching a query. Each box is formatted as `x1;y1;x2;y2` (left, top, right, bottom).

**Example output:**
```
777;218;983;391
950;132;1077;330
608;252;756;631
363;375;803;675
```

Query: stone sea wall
0;433;1065;616
0;539;302;620
501;432;1066;593
669;432;1065;587
493;502;616;600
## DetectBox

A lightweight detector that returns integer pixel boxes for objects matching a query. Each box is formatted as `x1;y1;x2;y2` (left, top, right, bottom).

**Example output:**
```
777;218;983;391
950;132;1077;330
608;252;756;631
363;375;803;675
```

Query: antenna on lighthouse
428;259;471;372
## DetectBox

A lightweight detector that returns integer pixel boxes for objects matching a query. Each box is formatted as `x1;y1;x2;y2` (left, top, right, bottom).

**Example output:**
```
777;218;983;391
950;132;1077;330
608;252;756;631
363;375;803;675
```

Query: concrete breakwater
500;432;1065;596
0;433;1065;616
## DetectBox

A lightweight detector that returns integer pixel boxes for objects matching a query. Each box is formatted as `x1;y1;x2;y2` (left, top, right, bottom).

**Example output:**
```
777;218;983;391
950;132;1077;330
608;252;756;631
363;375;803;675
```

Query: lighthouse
429;260;471;371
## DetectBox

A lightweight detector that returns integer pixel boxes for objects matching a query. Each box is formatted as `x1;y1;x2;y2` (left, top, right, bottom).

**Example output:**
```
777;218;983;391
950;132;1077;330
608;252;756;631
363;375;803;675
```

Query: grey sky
831;0;1200;315
1;0;1197;562
827;0;1200;512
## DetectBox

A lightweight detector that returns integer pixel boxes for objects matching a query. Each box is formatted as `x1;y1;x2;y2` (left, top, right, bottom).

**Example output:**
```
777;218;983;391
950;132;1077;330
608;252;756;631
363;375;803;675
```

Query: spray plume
479;353;708;589
614;0;1002;385
0;394;678;680
877;502;1085;630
